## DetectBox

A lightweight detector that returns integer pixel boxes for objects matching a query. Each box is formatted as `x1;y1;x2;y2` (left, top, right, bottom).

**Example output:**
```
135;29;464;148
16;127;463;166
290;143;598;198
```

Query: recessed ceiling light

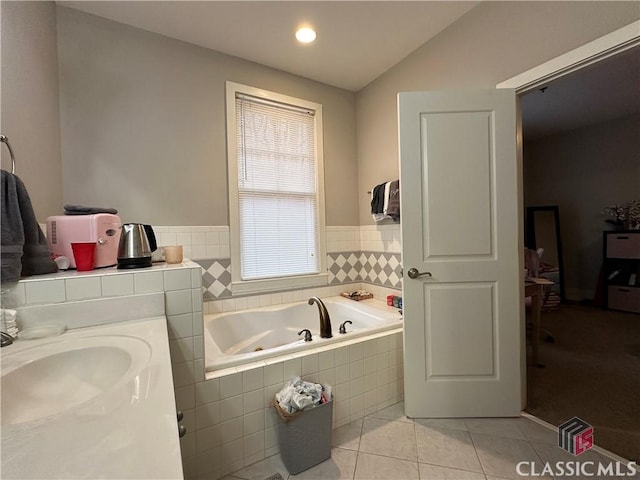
296;27;316;44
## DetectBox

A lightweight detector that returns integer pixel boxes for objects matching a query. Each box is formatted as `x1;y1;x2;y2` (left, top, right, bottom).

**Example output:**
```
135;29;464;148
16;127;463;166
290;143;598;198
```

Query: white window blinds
235;94;320;281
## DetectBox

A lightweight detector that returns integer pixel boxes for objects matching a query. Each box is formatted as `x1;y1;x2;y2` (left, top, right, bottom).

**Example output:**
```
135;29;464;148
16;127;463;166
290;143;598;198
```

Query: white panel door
399;89;522;418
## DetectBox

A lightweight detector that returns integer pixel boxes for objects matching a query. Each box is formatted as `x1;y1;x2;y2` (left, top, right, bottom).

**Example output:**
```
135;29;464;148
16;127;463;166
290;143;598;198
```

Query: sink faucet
308;297;332;338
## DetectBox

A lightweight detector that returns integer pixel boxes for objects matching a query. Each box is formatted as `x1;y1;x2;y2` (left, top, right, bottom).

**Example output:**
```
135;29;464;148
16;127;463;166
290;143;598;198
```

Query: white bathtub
204;296;403;371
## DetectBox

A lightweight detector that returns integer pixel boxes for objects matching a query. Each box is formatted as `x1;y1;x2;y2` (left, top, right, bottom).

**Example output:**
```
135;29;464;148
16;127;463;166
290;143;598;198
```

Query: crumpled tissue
275;376;329;415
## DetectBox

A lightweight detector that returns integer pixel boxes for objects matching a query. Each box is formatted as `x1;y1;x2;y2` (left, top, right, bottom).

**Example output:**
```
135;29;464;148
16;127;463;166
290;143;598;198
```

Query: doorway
499;21;640;461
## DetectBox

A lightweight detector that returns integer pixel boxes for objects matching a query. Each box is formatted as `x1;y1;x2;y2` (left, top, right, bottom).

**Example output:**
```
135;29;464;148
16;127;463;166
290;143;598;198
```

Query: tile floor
223;402;638;480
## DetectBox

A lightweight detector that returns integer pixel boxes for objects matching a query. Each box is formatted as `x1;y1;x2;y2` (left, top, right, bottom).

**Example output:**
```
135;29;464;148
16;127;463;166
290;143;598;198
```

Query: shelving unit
603;231;640;314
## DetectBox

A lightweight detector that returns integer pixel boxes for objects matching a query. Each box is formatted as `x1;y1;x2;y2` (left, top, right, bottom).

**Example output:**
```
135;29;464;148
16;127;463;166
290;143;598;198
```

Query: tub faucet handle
298;329;313;342
339;321;353;334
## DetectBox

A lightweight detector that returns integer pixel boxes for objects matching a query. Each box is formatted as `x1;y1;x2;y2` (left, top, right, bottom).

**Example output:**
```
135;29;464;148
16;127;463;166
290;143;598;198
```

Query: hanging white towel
382;181;392;216
373;182;393;222
386;180;400;221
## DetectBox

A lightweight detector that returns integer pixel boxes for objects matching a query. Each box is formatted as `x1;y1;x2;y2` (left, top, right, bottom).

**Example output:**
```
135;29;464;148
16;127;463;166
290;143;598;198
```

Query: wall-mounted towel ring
0;135;16;174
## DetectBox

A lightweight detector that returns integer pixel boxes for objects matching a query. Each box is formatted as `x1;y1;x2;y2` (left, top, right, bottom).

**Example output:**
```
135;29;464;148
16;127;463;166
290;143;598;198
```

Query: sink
1;335;151;425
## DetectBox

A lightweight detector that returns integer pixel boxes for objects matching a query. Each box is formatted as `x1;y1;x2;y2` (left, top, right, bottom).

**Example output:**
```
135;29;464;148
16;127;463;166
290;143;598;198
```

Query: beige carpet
526;303;640;462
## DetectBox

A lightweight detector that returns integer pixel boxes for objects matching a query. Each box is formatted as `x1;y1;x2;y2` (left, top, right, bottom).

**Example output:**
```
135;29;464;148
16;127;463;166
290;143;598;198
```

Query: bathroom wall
355;1;640;225
1;1;395;318
524;113;640;301
0;2;361;228
0;1;63;219
55;6;359;227
3;2;639;233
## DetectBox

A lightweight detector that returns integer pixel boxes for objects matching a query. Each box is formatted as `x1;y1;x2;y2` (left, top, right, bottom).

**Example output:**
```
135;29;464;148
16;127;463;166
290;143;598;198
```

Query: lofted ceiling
58;1;478;92
59;2;639;139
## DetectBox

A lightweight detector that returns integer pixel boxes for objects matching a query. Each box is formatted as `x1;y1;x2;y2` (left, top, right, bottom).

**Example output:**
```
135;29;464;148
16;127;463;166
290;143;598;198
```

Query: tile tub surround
33;224;401;300
188;329;404;480
197;252;402;301
176;224;398;256
188;285;404;478
328;251;402;288
153;226;231;262
194;279;404;476
12;223;404;480
185;224;402;301
1;259;404;480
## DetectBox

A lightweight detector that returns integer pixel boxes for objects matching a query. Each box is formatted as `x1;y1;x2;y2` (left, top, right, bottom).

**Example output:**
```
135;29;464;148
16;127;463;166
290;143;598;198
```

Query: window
226;82;327;293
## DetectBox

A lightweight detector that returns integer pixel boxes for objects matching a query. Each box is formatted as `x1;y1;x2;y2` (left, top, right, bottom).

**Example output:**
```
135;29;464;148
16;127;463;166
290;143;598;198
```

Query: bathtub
204;296;403;371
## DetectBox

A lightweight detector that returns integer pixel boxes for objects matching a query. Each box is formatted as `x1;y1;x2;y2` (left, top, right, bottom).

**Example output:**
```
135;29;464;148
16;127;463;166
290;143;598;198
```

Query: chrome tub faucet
308;297;332;338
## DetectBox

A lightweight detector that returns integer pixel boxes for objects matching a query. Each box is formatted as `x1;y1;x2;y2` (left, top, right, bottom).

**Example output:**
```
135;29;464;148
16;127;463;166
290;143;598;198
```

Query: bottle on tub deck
387;295;402;309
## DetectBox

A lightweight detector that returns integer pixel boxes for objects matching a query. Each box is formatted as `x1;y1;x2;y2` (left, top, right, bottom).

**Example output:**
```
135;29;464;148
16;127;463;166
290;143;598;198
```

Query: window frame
225;81;327;294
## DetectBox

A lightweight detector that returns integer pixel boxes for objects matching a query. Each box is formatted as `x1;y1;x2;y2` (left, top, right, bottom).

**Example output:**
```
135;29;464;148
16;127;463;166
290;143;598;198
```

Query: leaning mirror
526;205;565;301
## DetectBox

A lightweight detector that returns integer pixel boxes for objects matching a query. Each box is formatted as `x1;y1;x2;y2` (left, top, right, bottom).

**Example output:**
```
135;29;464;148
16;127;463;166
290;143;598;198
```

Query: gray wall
0;3;359;226
3;2;639;229
355;1;640;225
0;1;63;219
55;6;359;226
524;113;640;301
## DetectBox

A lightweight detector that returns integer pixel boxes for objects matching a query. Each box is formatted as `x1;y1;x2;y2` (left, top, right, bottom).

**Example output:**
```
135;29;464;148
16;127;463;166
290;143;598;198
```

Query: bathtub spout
308;297;332;338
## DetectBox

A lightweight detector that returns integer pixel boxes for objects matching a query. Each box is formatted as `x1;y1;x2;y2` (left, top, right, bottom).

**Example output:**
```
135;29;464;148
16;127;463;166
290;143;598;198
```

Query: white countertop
13;258;200;283
1;317;183;479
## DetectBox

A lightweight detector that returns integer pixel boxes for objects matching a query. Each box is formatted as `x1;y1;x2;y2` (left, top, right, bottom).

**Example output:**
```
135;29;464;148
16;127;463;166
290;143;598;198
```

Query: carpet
526;303;640;461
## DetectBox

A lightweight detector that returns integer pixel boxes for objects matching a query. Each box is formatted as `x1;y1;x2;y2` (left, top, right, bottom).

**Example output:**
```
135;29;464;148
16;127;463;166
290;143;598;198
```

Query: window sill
231;273;329;295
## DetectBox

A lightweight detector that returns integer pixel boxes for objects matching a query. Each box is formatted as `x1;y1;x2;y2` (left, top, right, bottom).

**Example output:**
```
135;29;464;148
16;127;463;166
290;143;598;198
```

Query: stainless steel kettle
117;223;157;269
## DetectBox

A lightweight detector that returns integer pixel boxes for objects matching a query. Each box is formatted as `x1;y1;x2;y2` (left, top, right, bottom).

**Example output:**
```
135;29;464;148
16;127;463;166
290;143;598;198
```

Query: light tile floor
224;402;638;480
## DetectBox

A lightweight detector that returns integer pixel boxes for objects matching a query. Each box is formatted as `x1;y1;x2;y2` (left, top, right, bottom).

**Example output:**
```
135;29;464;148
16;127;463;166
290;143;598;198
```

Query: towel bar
0;135;16;174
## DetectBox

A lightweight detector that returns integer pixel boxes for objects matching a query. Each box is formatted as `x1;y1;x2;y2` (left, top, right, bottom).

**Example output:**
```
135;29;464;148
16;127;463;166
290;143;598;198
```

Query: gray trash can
275;397;333;474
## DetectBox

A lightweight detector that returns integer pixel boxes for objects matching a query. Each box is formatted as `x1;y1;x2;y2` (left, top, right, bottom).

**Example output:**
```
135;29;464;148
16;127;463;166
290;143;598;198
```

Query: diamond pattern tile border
195;258;232;300
328;251;402;289
197;251;402;300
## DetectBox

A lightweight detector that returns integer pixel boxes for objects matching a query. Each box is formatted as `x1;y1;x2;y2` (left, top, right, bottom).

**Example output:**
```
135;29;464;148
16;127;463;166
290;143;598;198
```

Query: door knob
407;267;432;279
